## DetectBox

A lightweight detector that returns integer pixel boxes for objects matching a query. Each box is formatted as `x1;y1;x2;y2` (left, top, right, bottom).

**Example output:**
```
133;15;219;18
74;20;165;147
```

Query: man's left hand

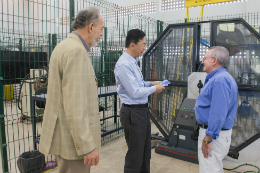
151;81;161;86
201;141;212;159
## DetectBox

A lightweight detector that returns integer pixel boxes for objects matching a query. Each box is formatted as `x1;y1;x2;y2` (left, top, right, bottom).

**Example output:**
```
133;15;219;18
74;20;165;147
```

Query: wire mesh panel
232;91;260;148
212;20;260;86
143;23;199;132
0;0;65;172
143;24;198;81
199;22;211;61
150;86;187;133
167;12;260;29
211;19;260;151
144;19;260;157
166;12;260;62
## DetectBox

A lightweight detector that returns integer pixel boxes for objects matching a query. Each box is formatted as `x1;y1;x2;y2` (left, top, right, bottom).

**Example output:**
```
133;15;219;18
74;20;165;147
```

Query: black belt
122;103;148;108
199;124;229;131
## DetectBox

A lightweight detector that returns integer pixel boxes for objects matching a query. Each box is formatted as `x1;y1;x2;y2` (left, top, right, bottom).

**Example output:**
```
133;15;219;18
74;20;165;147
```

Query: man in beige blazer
39;7;104;173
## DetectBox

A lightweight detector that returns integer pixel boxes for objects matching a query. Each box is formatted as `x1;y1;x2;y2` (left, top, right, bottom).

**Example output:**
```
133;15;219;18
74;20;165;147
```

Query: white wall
157;1;248;22
27;0;71;36
108;0;157;7
1;0;28;33
106;0;260;22
247;0;260;13
1;0;72;38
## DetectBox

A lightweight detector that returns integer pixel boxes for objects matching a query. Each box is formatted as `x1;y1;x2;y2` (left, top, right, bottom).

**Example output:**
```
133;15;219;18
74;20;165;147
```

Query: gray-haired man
195;46;238;173
39;7;104;173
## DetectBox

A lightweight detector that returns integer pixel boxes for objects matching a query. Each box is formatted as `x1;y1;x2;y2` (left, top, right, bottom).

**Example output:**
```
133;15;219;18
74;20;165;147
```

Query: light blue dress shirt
195;67;238;140
114;52;156;104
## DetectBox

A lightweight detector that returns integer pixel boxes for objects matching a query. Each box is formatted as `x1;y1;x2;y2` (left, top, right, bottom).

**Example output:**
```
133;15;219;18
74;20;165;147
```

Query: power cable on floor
224;163;260;173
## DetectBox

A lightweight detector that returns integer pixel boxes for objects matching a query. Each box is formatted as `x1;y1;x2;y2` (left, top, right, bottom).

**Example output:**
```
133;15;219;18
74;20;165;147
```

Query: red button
181;115;183;117
185;115;188;118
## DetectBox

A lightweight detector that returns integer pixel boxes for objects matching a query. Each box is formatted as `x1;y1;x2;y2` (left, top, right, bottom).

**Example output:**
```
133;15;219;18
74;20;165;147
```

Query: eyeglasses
136;43;146;48
202;57;215;62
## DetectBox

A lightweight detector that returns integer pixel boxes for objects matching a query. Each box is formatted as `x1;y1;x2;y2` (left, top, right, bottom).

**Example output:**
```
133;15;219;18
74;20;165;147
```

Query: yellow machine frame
185;0;239;22
186;0;239;8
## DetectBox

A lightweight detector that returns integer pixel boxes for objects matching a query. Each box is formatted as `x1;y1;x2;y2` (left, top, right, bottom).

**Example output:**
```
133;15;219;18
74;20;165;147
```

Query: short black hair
125;29;146;48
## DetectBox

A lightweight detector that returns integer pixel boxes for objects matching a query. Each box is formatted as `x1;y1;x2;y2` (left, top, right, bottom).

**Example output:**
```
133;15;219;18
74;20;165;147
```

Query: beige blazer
39;33;101;160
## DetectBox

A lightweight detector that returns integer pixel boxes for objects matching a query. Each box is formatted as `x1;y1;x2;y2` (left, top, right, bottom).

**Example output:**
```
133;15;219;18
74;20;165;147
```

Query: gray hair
208;46;229;68
71;7;100;30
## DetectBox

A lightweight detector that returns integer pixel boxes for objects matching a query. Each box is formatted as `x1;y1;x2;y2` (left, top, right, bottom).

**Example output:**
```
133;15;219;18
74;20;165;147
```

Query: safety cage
143;18;260;159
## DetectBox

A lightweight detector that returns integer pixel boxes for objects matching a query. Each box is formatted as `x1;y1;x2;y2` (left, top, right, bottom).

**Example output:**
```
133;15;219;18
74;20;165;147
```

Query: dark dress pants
120;106;151;173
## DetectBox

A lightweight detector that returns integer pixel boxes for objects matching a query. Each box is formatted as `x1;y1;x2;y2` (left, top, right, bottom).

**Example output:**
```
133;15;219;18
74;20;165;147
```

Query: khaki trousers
57;155;90;173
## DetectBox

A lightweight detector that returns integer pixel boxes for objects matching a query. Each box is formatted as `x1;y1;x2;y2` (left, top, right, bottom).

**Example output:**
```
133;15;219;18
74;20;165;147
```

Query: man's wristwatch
203;138;212;145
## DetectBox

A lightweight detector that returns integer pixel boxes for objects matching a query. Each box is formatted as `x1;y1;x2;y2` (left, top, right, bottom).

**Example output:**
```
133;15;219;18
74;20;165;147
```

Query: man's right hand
155;84;165;93
84;149;99;166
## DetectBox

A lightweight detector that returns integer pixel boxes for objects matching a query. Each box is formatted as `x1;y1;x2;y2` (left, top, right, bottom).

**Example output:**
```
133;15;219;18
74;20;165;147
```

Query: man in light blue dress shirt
195;46;238;173
114;29;165;173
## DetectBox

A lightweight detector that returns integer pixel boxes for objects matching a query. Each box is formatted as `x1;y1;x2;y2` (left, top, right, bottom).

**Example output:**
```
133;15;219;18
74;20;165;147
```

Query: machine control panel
175;98;197;127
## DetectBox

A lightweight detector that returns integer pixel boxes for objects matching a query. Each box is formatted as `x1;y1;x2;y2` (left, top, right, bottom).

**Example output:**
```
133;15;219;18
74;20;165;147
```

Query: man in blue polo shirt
195;46;238;173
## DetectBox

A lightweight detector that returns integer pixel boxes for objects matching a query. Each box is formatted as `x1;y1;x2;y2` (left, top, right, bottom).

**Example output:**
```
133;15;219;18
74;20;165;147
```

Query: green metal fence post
48;33;52;59
104;27;108;86
104;27;108;110
101;40;104;87
114;95;117;123
69;0;75;33
160;20;164;117
52;34;57;51
148;21;149;46
157;20;164;38
156;20;164;118
157;20;160;38
160;21;164;35
19;38;22;51
0;42;9;173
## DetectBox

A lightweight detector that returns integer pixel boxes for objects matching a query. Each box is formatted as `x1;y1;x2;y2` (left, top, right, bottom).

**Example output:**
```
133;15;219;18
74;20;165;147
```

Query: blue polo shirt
195;67;238;140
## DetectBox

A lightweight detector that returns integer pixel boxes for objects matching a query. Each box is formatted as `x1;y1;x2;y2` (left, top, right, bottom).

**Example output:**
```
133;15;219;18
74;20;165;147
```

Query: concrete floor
49;123;260;173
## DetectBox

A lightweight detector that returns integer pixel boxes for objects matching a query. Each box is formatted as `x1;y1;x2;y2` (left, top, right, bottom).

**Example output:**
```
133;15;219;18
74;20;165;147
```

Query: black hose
224;163;260;173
